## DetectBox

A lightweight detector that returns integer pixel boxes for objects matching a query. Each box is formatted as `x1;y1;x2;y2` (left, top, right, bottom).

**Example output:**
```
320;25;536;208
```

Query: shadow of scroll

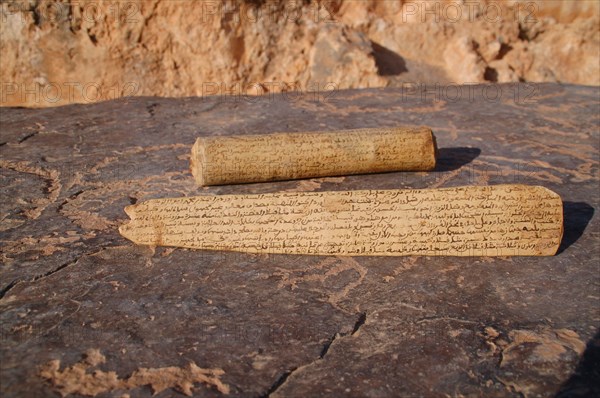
434;147;481;172
557;202;595;254
555;329;600;398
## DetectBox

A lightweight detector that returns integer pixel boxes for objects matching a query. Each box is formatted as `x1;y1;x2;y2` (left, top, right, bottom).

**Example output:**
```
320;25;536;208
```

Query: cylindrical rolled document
190;126;437;186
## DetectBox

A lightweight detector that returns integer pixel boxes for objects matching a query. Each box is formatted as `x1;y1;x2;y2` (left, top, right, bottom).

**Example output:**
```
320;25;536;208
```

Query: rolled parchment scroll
190;126;437;186
119;185;563;256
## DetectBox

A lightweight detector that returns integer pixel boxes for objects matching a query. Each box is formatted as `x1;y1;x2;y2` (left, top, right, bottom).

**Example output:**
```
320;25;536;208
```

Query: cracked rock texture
0;0;599;107
0;84;599;397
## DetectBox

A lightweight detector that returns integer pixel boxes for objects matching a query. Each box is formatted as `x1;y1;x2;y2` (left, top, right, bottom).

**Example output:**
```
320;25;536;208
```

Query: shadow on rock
555;329;600;398
434;147;481;172
372;42;408;76
557;202;595;254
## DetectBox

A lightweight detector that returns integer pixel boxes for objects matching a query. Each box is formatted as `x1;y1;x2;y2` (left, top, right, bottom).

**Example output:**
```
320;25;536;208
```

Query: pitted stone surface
0;84;598;397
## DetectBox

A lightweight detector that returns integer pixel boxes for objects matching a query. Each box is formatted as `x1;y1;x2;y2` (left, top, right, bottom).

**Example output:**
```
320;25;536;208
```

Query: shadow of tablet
557;202;595;255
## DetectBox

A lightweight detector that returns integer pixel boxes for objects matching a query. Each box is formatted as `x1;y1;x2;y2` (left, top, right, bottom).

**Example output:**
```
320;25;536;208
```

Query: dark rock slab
0;84;598;397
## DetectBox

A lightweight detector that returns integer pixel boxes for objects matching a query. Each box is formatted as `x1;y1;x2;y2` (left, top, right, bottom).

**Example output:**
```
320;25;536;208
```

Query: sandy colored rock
0;0;598;107
39;349;229;397
190;126;437;185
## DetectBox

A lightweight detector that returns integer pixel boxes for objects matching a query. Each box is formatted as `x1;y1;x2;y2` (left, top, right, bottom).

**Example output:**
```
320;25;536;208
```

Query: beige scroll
190;126;437;186
119;185;563;256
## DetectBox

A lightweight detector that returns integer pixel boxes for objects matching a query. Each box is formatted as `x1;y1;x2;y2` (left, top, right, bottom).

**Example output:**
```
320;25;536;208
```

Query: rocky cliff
1;0;598;107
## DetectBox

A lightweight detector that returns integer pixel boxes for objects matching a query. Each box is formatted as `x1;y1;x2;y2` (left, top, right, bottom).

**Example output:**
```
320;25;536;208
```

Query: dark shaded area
484;67;499;82
556;330;600;398
243;0;267;7
0;280;18;300
260;369;296;398
497;43;513;59
434;147;481;171
557;202;595;254
351;312;367;335
371;41;408;76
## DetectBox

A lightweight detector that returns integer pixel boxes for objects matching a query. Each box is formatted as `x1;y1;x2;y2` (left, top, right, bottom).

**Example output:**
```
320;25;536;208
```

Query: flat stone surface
0;84;598;398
